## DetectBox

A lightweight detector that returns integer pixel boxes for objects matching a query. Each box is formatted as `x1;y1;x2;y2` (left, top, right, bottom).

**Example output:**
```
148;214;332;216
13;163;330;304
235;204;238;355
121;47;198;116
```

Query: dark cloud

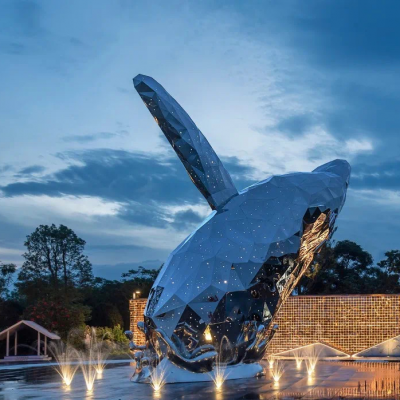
170;209;205;230
235;0;400;165
2;149;199;204
118;202;170;228
0;164;13;173
351;159;400;191
63;132;119;143
18;165;45;175
2;150;257;202
325;81;400;143
289;0;400;68
1;149;259;230
275;114;316;137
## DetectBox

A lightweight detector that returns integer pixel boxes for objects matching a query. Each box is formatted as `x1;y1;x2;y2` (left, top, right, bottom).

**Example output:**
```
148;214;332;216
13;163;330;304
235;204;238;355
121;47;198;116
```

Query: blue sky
0;0;399;279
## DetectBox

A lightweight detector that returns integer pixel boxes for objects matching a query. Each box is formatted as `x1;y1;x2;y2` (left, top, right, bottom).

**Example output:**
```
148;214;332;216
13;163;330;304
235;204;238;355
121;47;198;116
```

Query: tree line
0;224;159;338
0;223;399;339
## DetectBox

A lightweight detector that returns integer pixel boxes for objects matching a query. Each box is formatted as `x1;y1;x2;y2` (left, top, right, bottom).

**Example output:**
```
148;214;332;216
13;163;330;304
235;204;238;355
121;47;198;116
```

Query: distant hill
92;259;163;281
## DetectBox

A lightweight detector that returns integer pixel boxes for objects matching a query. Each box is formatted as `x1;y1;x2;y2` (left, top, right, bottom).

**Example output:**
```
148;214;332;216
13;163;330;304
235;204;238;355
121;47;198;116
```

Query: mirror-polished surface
133;74;351;373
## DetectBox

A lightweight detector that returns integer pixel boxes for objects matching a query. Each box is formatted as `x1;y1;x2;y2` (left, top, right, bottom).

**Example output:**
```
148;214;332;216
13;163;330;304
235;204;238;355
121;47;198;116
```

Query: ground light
49;341;79;387
150;362;167;393
270;360;284;385
210;363;229;390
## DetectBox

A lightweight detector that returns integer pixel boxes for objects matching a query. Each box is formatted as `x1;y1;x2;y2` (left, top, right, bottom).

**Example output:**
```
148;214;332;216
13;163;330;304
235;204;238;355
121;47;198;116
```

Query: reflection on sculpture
128;74;351;382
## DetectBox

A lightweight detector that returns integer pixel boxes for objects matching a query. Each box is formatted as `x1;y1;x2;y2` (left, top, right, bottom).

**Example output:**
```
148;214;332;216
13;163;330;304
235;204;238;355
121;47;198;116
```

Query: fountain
210;363;229;390
270;360;284;384
79;355;97;391
294;352;303;369
78;328;112;391
209;336;232;389
90;329;112;376
266;354;275;369
305;348;320;376
149;360;167;392
48;341;79;386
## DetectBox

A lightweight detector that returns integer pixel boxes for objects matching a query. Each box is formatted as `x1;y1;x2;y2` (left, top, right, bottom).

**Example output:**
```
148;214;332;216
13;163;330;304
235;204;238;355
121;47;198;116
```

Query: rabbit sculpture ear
133;74;238;210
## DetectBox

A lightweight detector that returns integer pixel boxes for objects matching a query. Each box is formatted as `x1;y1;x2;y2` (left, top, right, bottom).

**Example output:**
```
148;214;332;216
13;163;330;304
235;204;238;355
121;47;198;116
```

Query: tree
378;250;400;275
23;299;90;339
121;265;161;282
0;262;16;300
18;224;93;300
299;240;374;294
85;266;161;329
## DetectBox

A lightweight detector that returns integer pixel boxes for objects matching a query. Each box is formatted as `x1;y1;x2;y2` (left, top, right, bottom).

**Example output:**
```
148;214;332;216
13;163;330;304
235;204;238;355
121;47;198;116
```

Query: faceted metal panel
133;74;238;211
133;74;350;371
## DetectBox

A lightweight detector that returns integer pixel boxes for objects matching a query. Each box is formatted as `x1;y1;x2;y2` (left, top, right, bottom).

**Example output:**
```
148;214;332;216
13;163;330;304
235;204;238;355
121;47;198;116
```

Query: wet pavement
1;360;400;399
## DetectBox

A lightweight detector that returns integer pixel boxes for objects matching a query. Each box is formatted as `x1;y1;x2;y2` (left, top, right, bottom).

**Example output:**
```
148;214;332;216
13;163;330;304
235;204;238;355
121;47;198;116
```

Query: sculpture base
133;358;263;384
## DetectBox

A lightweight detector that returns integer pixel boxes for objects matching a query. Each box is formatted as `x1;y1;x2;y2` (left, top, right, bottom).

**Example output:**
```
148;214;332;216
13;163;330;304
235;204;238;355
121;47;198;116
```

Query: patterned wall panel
267;295;400;355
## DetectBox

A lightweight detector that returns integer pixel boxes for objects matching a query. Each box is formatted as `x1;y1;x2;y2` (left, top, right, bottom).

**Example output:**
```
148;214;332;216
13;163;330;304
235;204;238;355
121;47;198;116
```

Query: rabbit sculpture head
132;74;350;372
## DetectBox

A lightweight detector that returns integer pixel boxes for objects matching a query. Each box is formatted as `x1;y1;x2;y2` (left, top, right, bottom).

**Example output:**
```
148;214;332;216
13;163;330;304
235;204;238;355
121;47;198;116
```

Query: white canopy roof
0;320;60;340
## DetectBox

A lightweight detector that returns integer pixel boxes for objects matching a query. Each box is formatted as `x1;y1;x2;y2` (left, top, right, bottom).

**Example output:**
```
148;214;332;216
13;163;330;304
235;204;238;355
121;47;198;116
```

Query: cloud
0;165;13;173
1;0;399;273
63;132;120;143
344;139;373;155
275;114;316;137
351;189;400;208
351;159;400;191
18;165;45;175
287;0;400;67
0;149;260;268
0;194;123;226
1;149;258;204
0;247;22;256
1;150;200;203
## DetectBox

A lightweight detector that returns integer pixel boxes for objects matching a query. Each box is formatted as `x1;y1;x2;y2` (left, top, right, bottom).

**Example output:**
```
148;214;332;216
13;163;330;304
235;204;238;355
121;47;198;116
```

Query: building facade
130;294;400;358
129;297;147;346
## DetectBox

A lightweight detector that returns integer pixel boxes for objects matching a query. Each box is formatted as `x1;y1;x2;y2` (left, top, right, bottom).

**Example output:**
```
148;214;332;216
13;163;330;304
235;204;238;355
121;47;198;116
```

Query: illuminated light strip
272;341;351;358
353;333;400;358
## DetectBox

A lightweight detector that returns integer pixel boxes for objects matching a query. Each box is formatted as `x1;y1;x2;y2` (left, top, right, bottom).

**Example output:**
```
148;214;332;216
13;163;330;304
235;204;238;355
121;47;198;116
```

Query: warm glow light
268;294;400;357
78;328;112;391
81;361;97;391
129;297;147;346
210;364;229;390
204;325;212;342
270;360;284;383
150;363;167;392
49;342;79;387
266;355;275;369
305;353;319;376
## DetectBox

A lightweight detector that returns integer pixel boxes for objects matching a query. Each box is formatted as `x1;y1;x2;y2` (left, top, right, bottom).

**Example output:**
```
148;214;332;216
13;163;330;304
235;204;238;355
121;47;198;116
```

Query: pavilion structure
0;320;60;362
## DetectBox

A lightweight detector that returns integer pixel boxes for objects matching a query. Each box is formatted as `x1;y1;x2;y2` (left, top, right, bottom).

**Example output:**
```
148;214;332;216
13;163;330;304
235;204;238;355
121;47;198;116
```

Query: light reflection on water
1;361;400;399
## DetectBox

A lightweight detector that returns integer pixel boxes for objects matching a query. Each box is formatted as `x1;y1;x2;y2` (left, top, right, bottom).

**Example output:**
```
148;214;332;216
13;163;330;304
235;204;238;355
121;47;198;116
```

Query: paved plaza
1;361;400;399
